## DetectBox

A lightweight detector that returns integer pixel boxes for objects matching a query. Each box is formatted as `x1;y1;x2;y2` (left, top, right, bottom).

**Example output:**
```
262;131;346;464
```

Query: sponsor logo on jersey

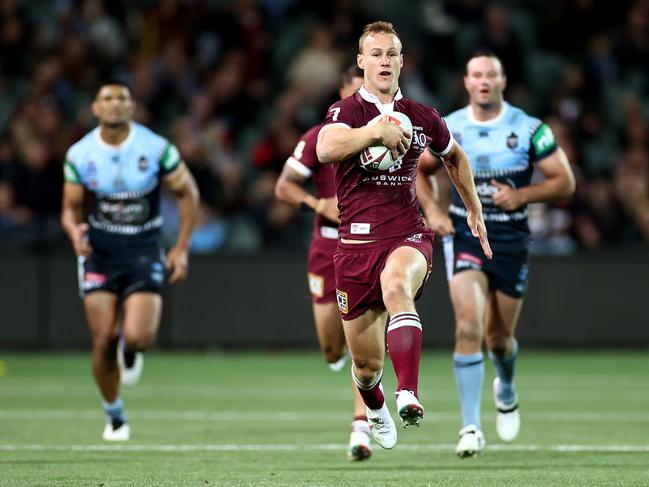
532;124;556;154
98;198;151;225
388;160;403;173
308;273;324;298
477;155;490;168
507;132;519;149
411;130;428;149
405;233;422;243
336;289;349;314
350;223;370;235
361;174;412;186
138;156;149;171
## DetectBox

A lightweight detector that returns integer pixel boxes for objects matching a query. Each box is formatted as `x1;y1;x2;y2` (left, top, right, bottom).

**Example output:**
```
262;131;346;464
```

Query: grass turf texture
0;351;648;486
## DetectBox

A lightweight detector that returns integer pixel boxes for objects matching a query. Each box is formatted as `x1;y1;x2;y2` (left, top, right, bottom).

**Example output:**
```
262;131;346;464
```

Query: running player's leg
119;292;162;386
84;291;128;440
449;269;489;456
348;382;371;461
343;308;397;449
380;245;428;427
485;290;523;441
313;301;370;460
313;302;348;369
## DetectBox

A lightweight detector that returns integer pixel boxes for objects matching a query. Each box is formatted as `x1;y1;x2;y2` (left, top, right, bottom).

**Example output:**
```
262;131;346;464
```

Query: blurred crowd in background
0;0;648;255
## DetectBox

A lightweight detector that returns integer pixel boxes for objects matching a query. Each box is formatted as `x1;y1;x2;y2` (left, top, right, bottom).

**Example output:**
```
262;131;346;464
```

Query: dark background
1;0;648;349
2;249;647;349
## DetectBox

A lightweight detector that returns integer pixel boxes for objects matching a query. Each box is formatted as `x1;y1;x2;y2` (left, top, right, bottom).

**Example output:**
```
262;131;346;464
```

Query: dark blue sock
489;339;518;405
102;397;127;426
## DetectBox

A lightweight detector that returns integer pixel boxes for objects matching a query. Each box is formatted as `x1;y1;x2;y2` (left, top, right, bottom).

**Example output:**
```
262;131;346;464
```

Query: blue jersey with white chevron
444;102;557;252
64;122;180;254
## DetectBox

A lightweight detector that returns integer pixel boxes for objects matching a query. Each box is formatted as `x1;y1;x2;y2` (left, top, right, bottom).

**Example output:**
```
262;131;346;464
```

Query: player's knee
321;345;343;364
382;278;410;309
455;321;482;345
352;358;382;386
486;336;512;357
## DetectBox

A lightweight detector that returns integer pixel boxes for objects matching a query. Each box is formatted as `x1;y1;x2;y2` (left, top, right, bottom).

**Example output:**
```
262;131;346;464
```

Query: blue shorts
442;235;529;298
78;249;166;299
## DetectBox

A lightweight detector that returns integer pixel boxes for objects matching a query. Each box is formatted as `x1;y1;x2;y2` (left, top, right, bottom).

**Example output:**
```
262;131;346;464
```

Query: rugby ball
359;112;413;172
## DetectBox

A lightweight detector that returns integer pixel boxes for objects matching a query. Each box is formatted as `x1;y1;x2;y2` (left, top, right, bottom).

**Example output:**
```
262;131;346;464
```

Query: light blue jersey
64;122;180;253
444;102;557;251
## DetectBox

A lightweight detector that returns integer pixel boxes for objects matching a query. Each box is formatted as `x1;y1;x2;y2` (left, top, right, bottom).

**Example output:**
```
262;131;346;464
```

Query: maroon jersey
322;86;453;240
286;123;338;240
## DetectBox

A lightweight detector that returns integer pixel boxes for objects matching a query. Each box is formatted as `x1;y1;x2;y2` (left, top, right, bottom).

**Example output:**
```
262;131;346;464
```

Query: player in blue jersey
61;81;199;441
418;51;575;457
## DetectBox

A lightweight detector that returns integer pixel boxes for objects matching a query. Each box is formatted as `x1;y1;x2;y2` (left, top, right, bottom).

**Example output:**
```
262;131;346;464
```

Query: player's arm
440;143;492;258
274;164;339;223
61;182;92;257
416;149;454;235
61;158;92;257
317;117;410;164
163;161;199;283
491;147;575;211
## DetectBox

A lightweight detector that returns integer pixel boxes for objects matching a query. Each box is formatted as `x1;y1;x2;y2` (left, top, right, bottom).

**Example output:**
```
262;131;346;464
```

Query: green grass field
1;350;648;486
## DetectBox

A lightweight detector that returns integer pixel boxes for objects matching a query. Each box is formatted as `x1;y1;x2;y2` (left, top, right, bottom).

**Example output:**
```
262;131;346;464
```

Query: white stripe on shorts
442;235;454;282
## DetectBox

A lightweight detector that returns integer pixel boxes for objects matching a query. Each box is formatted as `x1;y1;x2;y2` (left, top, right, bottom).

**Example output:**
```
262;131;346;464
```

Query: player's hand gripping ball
360;112;413;172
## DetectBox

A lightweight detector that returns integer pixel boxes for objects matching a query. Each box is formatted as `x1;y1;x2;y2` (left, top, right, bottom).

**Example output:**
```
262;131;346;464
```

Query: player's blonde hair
358;21;400;54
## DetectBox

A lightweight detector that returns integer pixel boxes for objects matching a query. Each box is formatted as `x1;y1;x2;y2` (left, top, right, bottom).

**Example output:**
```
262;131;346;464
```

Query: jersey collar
359;85;403;114
467;102;509;126
93;122;136;150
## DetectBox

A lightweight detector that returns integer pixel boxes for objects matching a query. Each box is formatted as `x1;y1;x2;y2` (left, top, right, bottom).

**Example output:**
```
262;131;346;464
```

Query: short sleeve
286;125;321;176
323;98;356;128
63;148;82;184
530;121;558;162
160;143;181;174
63;160;81;184
426;108;453;156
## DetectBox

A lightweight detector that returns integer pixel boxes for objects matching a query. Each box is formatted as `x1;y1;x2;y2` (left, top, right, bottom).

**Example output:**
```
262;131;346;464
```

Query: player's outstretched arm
316;117;410;164
274;164;339;223
163;161;199;283
416;149;454;235
61;182;92;257
441;143;492;259
492;147;575;211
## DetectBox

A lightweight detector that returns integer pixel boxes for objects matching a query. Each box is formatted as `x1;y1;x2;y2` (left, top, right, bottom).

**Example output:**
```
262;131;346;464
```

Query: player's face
339;76;364;99
357;33;403;96
464;56;506;108
92;85;134;128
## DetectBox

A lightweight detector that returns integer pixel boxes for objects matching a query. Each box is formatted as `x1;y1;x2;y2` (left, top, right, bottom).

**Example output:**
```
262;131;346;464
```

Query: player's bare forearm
173;176;199;251
517;148;576;204
416;168;436;214
417;166;455;235
442;144;482;214
60;204;81;239
61;182;93;256
274;167;314;209
316;125;378;163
